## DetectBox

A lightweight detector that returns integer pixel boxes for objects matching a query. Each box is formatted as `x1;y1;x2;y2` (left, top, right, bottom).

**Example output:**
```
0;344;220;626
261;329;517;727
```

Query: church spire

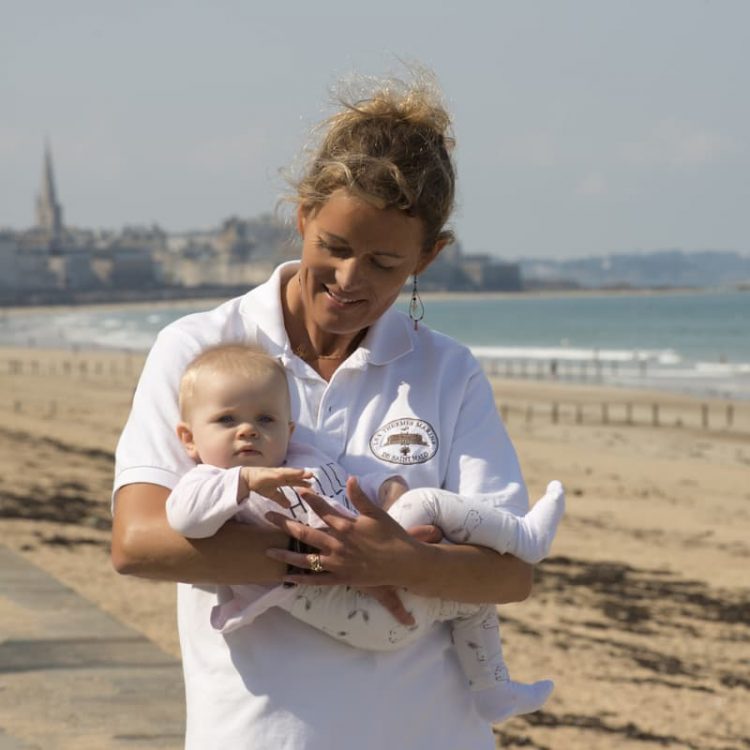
36;140;64;248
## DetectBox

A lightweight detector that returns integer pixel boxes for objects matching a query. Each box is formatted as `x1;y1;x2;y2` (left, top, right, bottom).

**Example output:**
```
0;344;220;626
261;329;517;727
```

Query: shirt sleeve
442;361;529;517
113;328;203;507
166;465;243;538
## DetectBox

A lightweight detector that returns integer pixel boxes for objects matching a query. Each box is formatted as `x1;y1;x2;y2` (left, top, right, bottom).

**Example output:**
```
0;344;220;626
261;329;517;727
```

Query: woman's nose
335;257;362;291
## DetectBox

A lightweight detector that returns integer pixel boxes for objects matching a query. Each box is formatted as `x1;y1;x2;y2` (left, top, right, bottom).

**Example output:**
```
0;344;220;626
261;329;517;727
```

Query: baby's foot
514;480;565;563
472;678;554;723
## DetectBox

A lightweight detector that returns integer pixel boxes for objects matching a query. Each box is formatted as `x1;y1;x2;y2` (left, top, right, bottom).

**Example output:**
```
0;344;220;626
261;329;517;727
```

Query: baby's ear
288;420;296;438
176;422;199;461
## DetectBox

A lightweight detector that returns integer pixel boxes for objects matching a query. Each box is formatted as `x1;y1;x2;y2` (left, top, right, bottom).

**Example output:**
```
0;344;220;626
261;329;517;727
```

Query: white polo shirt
114;262;528;750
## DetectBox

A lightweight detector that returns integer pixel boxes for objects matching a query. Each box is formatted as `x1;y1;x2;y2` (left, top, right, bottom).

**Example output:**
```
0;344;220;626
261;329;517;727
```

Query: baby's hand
238;467;312;508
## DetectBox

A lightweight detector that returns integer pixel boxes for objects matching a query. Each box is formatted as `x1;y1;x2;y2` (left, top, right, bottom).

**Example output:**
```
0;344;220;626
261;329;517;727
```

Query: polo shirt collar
238;261;414;368
358;305;413;366
238;261;296;356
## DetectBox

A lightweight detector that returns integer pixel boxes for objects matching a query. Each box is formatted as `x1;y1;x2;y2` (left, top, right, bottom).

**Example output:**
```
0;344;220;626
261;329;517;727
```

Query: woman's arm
113;481;421;624
112;482;288;584
401;542;533;603
266;479;532;604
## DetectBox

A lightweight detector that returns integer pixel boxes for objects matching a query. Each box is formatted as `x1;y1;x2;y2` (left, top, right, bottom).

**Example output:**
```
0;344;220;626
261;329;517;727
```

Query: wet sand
1;346;748;749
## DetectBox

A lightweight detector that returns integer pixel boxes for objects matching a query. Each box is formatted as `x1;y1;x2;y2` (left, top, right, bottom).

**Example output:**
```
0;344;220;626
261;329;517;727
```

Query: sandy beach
1;345;748;749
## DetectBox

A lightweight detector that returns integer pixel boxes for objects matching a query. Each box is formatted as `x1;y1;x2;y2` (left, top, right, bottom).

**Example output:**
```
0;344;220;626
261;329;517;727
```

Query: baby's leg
451;606;554;723
389;481;565;564
283;584;442;650
212;581;441;648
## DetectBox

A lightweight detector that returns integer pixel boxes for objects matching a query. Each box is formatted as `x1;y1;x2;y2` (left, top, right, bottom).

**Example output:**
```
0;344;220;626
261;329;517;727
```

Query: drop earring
408;274;424;331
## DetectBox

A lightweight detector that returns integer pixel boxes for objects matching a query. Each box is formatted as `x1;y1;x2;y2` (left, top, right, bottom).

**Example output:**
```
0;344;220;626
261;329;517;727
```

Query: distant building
35;142;64;251
1;144;163;303
1;146;525;305
0;231;20;284
460;253;522;291
159;214;296;288
421;243;523;292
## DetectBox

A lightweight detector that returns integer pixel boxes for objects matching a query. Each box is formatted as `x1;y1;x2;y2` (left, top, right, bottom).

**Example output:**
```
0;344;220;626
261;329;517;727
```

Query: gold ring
307;553;324;573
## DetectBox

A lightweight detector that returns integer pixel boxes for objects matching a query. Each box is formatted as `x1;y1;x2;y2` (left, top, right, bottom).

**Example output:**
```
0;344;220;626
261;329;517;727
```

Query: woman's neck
281;270;366;377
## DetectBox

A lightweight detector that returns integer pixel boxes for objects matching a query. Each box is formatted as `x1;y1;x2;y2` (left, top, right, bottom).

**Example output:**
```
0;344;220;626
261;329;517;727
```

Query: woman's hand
264;477;436;591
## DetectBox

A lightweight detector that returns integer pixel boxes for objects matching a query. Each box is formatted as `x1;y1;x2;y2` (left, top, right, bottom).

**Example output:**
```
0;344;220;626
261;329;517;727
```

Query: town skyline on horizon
9;141;749;265
2;1;749;260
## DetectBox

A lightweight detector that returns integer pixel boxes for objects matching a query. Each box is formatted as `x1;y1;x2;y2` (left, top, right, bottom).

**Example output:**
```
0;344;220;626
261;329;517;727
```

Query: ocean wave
470;345;682;365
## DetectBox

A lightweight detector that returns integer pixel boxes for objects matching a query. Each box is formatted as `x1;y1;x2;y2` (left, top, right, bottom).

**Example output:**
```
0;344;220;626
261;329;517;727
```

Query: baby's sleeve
166;465;243;538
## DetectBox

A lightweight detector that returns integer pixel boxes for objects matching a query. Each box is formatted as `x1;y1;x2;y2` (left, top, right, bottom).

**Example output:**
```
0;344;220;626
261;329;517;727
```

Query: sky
1;0;748;260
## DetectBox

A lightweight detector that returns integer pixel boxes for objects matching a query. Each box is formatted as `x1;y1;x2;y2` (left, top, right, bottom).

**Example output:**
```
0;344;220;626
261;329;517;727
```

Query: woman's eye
371;257;394;270
317;239;348;257
372;256;401;271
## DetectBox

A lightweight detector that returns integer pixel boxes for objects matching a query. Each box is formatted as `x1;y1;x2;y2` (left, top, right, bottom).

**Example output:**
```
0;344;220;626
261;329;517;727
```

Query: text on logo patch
369;418;438;465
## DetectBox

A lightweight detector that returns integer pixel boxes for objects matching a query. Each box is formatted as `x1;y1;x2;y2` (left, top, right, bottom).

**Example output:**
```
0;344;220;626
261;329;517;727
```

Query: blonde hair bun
292;65;456;249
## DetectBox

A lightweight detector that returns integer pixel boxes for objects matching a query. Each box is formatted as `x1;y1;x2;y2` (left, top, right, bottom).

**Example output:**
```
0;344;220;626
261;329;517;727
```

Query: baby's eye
217;415;236;425
258;415;275;425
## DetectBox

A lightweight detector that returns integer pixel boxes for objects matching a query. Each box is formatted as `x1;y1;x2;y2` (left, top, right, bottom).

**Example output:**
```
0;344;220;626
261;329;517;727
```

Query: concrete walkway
0;546;185;749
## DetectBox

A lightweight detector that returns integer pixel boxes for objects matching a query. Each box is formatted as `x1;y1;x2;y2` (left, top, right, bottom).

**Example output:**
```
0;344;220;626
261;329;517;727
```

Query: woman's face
296;190;440;338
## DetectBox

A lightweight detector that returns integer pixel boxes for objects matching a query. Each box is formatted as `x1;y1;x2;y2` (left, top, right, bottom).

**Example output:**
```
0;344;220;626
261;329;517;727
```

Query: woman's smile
322;285;366;309
286;189;434;352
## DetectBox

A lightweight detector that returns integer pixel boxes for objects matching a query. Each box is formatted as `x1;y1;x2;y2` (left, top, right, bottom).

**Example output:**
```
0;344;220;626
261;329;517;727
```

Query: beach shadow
0;484;110;530
528;555;750;711
0;426;114;463
521;710;702;750
537;556;750;628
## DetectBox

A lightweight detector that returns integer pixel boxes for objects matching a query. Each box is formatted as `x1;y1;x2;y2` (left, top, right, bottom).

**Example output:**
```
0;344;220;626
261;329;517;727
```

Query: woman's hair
291;68;456;250
178;344;289;420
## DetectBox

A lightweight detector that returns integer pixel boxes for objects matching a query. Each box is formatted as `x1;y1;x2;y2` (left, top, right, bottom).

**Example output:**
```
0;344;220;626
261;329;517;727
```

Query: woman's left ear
414;238;449;276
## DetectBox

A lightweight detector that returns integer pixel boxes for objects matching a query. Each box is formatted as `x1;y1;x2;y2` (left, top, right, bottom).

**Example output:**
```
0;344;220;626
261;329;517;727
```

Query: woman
112;71;533;750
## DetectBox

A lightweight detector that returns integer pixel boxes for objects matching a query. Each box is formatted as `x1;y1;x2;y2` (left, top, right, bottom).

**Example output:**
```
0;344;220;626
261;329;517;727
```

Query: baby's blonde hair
178;344;290;420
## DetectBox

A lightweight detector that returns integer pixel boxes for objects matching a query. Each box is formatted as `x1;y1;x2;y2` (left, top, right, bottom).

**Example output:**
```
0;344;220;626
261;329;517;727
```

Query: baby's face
185;369;293;469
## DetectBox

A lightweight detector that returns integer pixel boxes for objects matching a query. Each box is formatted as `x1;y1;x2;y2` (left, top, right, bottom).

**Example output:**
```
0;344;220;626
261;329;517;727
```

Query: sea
2;289;749;400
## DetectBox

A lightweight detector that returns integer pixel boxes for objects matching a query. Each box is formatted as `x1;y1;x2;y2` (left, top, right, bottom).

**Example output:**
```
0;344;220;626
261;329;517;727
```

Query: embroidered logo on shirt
369;418;438;465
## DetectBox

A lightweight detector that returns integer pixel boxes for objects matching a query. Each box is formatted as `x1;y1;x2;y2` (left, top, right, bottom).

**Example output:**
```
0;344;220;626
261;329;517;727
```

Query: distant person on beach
165;343;564;723
113;67;548;749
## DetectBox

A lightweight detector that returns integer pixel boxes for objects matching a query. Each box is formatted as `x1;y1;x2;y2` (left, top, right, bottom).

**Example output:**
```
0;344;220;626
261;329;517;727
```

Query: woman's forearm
401;542;534;604
266;481;533;604
111;482;288;584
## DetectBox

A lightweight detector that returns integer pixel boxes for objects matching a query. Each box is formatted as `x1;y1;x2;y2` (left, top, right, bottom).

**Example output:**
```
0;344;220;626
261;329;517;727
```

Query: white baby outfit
166;444;565;721
115;262;538;750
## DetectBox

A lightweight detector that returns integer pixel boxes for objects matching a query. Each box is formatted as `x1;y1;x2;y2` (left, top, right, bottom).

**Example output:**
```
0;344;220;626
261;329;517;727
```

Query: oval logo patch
370;418;438;465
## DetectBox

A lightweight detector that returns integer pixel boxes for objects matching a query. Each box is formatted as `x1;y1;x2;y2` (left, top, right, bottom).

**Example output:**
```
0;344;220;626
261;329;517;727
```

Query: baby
166;344;565;723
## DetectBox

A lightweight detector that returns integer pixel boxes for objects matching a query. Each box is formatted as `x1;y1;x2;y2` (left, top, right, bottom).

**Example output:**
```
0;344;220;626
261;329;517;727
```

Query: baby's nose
237;422;258;437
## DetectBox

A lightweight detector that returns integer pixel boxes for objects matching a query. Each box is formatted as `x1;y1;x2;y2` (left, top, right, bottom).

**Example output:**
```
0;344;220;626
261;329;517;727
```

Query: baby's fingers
279;468;313;486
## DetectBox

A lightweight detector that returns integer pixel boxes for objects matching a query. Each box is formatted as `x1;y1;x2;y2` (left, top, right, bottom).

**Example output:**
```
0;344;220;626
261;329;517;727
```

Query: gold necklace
292;330;367;362
294;346;349;362
293;344;350;362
